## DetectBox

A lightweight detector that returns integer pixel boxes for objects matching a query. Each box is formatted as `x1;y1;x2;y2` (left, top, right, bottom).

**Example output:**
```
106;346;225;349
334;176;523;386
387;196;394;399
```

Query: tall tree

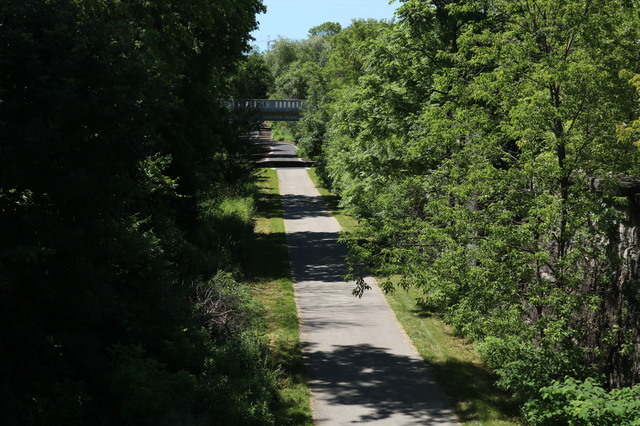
311;0;640;417
0;0;269;423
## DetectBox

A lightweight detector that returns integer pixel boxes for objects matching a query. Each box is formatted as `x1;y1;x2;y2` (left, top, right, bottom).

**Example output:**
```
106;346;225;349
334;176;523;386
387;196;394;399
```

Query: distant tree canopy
265;18;392;144
266;2;640;423
309;21;342;37
228;49;273;99
0;0;279;424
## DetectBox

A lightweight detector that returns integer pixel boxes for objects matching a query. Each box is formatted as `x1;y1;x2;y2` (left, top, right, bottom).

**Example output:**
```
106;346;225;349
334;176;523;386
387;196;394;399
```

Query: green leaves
1;0;272;423
282;0;640;420
527;378;640;425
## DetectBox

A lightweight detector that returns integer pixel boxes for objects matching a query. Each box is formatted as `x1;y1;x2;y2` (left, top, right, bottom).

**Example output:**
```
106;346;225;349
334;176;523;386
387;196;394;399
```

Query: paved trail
273;141;459;424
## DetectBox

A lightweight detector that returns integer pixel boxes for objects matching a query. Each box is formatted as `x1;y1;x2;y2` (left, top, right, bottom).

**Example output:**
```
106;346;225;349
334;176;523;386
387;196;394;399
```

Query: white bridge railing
220;99;304;121
221;99;304;112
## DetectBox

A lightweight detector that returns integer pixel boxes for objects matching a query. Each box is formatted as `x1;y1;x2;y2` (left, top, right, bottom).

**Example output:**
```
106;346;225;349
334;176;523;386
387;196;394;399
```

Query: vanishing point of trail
261;136;459;425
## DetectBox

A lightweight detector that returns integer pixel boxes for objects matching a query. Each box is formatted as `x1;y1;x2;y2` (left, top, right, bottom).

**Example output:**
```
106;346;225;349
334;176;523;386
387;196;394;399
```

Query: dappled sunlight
303;342;457;424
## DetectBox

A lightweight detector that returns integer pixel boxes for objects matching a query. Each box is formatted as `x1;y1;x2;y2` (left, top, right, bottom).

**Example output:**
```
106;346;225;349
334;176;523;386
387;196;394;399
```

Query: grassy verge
306;166;522;425
249;168;312;425
385;289;521;425
307;167;358;232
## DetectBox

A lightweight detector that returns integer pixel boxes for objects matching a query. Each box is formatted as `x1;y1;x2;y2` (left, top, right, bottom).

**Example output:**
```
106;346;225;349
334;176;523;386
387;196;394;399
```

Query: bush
109;345;197;425
198;331;277;425
193;272;263;338
192;272;277;425
270;121;299;142
478;336;588;402
525;377;640;425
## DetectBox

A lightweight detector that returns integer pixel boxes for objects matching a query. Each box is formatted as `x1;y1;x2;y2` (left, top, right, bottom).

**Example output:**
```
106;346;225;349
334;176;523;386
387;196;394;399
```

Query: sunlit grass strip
307;168;358;232
307;167;522;426
385;288;522;425
250;168;312;425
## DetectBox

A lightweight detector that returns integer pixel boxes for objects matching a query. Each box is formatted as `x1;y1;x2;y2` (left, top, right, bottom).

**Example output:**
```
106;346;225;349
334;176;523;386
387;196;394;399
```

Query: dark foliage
0;0;273;424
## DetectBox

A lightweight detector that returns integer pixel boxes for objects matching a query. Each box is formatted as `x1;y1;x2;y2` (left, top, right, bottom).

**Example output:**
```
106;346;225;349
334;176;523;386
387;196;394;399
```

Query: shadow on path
305;342;457;425
287;231;347;282
252;134;313;167
282;194;333;220
278;159;459;425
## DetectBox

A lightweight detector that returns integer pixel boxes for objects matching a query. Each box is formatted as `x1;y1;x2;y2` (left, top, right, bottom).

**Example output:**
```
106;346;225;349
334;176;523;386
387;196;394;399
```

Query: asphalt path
253;129;313;167
268;138;459;425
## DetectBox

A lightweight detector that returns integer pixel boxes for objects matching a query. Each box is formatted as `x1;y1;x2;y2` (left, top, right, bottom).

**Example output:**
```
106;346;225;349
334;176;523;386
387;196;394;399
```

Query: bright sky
250;0;400;49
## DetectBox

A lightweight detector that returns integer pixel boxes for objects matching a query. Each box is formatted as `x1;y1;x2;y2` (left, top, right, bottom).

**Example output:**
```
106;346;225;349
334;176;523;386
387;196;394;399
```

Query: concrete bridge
221;99;304;121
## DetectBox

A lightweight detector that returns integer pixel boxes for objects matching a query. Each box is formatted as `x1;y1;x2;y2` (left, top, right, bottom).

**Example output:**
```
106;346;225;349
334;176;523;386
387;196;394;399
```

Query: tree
439;0;640;390
0;0;273;423
306;0;640;419
309;21;342;37
297;19;393;161
265;23;344;142
228;50;273;99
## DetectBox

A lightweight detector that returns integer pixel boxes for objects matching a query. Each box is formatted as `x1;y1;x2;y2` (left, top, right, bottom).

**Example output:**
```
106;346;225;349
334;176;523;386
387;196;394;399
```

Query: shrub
478;336;588;402
198;331;277;425
192;272;277;425
524;377;640;425
193;271;263;338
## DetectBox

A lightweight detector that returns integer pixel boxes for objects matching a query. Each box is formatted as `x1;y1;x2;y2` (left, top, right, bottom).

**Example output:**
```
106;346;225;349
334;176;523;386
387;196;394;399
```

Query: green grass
269;121;297;143
306;167;523;426
307;167;358;232
248;168;312;425
386;288;522;425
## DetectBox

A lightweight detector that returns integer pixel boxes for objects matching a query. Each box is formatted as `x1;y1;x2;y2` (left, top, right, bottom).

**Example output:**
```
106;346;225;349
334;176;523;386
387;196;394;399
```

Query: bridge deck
221;99;304;121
